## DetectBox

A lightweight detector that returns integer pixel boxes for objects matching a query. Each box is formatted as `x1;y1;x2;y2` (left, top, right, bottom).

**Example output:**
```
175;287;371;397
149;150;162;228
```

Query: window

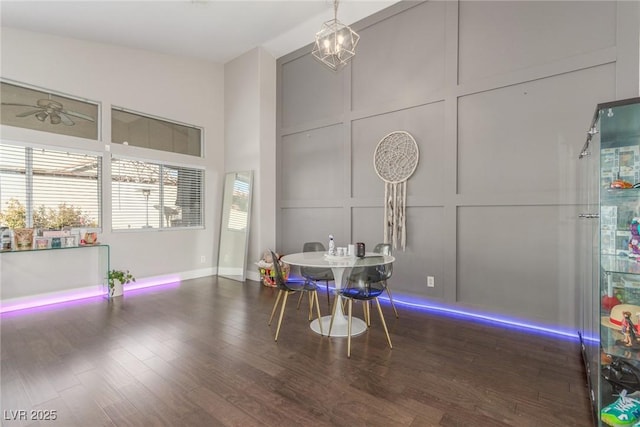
0;143;102;229
111;107;202;157
111;158;203;230
1;81;99;140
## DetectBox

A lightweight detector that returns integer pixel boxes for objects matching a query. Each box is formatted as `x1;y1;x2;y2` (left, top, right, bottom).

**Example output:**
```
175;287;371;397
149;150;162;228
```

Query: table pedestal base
310;315;367;337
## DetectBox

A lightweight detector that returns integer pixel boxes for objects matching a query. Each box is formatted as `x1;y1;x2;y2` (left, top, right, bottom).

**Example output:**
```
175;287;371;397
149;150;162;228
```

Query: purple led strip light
0;276;181;314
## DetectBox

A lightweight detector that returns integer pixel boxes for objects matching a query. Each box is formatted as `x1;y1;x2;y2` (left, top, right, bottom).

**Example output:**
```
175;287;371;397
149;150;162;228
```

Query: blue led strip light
375;294;578;340
286;274;578;340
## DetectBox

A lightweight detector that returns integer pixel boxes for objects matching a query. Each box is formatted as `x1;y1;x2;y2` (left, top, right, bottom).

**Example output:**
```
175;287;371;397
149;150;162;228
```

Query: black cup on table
356;242;365;258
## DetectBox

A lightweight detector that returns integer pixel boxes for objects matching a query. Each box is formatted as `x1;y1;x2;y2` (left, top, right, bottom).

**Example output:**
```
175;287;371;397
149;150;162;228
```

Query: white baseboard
0;267;218;313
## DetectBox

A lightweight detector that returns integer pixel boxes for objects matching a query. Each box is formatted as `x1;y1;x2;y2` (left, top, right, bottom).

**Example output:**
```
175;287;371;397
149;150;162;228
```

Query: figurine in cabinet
622;310;640;346
603;304;640;348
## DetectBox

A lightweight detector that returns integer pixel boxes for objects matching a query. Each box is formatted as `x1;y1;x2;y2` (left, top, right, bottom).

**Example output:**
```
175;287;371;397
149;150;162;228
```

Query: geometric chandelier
311;0;360;71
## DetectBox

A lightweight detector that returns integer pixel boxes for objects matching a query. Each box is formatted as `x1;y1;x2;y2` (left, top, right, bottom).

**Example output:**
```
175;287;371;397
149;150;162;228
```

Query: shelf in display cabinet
600;324;638;363
602;254;640;275
601;187;640;202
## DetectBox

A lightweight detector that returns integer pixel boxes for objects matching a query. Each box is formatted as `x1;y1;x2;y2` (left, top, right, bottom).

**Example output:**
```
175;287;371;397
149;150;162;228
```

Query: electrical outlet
427;276;435;287
200;256;206;263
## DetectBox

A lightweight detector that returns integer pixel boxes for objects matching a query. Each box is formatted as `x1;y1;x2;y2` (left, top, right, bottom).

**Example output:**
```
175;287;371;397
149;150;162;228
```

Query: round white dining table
280;251;395;337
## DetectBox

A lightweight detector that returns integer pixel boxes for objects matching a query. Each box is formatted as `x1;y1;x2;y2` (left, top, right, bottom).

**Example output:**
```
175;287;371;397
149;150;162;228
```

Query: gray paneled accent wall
276;0;638;329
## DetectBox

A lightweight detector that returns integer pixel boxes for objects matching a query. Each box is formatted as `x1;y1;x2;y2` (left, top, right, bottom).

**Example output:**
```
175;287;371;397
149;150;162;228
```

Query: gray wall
276;1;639;329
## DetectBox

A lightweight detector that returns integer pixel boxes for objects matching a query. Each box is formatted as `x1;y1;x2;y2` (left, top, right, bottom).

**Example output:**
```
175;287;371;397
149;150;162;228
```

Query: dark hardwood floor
1;276;592;426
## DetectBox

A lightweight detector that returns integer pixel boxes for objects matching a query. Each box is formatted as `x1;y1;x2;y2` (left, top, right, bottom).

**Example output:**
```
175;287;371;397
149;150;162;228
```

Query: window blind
111;158;203;230
0;143;102;229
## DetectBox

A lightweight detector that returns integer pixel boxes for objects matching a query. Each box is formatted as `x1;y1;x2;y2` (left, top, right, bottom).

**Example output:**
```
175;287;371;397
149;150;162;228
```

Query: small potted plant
108;269;135;297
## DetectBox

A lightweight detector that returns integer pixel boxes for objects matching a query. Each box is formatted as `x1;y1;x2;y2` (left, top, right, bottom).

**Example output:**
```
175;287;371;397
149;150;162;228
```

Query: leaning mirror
217;171;253;282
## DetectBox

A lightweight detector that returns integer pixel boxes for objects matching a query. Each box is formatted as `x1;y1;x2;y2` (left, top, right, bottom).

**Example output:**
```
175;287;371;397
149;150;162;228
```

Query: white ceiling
0;0;398;64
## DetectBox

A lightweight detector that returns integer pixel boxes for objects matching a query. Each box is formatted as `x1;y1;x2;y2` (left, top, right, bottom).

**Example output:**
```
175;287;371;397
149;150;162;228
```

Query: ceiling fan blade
61;109;95;122
57;112;75;126
1;102;39;108
15;109;42;118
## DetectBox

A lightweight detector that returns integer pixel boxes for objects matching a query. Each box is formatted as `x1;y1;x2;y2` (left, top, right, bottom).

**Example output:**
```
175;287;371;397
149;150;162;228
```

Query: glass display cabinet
578;97;640;426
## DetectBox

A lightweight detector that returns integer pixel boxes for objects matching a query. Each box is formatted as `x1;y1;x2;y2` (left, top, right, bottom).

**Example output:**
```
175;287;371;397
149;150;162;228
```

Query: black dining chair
373;243;398;318
300;242;334;309
328;255;393;358
267;250;323;341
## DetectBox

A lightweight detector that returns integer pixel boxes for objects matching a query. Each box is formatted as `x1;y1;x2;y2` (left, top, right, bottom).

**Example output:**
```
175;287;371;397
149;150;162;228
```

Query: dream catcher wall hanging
374;131;419;250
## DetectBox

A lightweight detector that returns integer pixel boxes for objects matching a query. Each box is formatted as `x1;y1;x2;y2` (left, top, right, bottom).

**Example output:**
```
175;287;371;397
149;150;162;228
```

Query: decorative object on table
108;269;135;297
311;0;359;71
82;231;98;245
42;230;69;237
51;237;62;248
63;235;78;247
1;227;12;250
43;230;71;247
34;237;50;249
356;242;365;258
328;234;336;255
13;228;34;250
256;251;290;287
374;130;419;251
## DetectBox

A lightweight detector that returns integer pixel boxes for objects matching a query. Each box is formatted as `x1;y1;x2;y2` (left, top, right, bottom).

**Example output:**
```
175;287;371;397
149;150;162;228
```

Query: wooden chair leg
347;298;353;358
386;285;399;318
375;297;392;349
296;291;304;310
361;300;366;326
274;291;290;342
364;301;371;326
307;292;314;321
269;290;283;325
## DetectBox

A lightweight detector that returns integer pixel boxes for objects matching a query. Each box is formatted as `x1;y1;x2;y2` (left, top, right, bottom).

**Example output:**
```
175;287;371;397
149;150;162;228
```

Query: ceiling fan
1;98;95;126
